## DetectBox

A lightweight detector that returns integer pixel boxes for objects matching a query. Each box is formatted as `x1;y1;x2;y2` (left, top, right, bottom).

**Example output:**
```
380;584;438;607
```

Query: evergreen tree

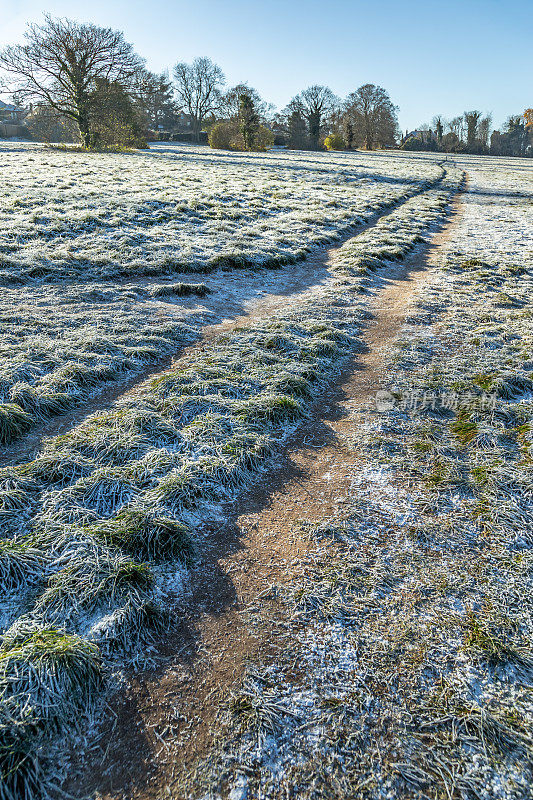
134;70;176;131
435;117;443;145
287;108;308;149
345;120;354;149
238;92;260;150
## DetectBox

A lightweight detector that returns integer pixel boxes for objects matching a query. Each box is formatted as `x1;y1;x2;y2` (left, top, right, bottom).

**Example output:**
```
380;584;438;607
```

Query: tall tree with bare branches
0;15;143;147
478;115;492;148
292;85;337;149
448;116;464;141
220;83;271;122
345;84;397;150
173;57;225;141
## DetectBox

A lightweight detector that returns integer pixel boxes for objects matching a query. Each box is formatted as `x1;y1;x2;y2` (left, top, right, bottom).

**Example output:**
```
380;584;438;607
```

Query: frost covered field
184;157;533;800
0;142;531;800
0;142;443;281
0;142;460;798
0;142;445;448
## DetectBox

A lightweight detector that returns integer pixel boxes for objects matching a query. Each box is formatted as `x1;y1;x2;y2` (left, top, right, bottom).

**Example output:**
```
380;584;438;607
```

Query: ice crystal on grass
178;155;533;800
0;404;34;445
0;628;102;800
150;282;210;298
38;551;152;617
89;509;193;561
0;147;467;797
0;538;46;591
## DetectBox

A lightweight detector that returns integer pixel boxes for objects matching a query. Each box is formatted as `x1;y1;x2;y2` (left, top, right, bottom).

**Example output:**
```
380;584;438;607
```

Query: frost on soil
4;146;530;800
178;156;533;800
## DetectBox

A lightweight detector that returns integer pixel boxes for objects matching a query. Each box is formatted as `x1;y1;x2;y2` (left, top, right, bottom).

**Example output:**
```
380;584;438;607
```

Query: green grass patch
450;417;479;446
90;509;193;561
0;403;34;445
150;282;210;298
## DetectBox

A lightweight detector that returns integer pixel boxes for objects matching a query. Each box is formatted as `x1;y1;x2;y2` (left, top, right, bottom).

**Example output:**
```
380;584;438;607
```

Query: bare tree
289;86;337;150
173;57;225;141
345;84;397;150
448;116;465;142
0;15;143;147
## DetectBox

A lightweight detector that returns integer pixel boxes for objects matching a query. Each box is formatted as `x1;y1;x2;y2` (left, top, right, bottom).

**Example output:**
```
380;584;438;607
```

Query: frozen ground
0;142;442;282
0;143;445;448
0;148;531;800
163;156;533;800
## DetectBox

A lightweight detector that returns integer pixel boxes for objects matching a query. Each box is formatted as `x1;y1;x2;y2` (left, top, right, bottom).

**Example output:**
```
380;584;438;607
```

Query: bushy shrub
401;136;420;151
208;121;240;150
401;136;439;152
25;105;79;143
89;79;148;150
324;134;346;151
209;121;273;152
254;125;275;151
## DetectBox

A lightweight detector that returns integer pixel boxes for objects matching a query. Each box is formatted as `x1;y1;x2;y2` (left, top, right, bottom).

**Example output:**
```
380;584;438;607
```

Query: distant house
175;111;194;131
0;100;27;124
402;128;437;145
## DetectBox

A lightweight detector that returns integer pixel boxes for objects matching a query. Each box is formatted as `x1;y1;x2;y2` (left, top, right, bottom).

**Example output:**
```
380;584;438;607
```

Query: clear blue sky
1;0;531;131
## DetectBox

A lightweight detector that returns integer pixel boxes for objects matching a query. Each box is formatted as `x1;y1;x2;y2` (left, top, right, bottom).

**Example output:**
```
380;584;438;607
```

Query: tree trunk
363;114;373;150
79;124;92;148
308;112;320;150
193;117;202;143
76;97;92;148
346;122;353;149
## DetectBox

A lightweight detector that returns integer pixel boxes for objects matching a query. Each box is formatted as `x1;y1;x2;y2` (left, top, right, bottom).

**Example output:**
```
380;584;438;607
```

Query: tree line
402;110;533;158
0;16;398;152
1;16;530;157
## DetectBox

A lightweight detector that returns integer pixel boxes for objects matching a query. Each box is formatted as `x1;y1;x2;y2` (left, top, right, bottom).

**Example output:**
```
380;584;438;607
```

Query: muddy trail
62;187;464;799
0;176;444;470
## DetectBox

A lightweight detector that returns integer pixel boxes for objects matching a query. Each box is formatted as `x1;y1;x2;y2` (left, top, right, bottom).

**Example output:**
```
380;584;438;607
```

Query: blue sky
1;0;531;131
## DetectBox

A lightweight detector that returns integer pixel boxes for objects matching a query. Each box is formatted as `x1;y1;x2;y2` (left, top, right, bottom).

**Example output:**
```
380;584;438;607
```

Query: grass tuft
90;509;193;561
150;282;210;298
0;538;46;590
38;552;153;616
236;394;302;427
0;628;102;799
0;404;34;445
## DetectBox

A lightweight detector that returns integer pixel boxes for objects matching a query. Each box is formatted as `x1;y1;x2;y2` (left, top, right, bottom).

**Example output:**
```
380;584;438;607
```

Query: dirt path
64;189;464;800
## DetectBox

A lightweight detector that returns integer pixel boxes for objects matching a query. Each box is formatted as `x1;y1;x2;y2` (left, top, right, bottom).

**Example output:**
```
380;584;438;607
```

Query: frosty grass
189;155;533;800
1;142;532;799
0;142;444;446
